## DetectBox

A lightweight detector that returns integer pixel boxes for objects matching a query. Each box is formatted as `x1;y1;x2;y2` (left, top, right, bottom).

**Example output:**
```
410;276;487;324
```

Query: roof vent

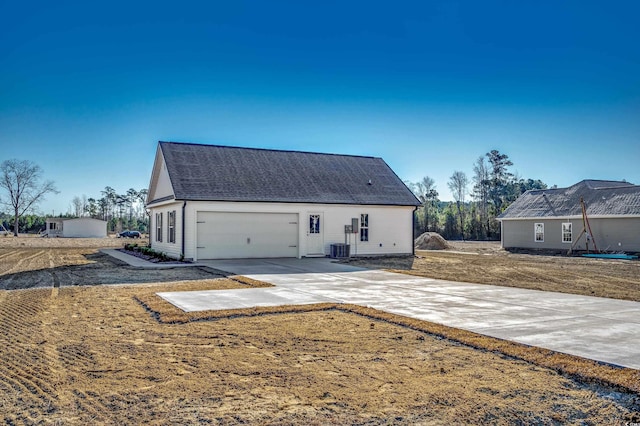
367;179;372;185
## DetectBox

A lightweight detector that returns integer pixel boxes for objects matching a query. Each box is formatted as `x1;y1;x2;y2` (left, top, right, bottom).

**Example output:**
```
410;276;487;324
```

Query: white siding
170;201;415;261
150;201;183;259
45;219;64;237
318;206;414;257
62;218;107;238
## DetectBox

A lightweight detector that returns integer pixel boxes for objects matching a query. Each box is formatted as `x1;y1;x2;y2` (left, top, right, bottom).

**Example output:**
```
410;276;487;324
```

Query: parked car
118;230;141;239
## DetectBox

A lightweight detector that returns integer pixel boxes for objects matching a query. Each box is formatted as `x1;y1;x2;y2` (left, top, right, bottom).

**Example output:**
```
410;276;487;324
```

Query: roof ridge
556;179;637;191
499;178;640;219
158;141;380;160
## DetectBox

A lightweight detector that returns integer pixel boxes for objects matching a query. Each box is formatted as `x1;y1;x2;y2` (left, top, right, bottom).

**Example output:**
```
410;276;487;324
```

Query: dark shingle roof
498;180;640;219
155;141;420;206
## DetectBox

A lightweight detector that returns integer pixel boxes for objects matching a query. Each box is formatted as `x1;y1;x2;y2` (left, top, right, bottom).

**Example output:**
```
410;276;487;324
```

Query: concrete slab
158;287;335;312
157;257;640;369
200;258;365;275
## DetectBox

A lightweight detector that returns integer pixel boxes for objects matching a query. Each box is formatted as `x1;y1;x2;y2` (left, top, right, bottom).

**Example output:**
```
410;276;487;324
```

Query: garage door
196;212;298;259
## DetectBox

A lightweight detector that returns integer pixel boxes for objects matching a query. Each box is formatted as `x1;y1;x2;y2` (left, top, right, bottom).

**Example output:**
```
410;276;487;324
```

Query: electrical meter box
351;218;359;233
344;225;353;233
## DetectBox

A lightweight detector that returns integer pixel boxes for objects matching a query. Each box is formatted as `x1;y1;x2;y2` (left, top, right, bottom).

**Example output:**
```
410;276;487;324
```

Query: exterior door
306;213;325;256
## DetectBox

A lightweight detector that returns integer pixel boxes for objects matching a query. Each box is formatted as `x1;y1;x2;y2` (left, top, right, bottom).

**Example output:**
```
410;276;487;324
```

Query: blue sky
1;1;639;215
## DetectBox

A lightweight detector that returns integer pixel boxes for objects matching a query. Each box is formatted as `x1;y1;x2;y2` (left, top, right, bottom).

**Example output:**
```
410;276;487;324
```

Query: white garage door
196;212;298;259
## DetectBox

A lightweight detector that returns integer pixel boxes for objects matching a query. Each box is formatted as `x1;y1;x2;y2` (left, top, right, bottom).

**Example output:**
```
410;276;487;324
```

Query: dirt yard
344;241;640;302
1;239;639;424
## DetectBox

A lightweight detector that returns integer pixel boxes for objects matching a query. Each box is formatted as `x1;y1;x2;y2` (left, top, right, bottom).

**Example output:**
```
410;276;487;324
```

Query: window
534;223;544;242
168;210;176;244
156;212;163;242
562;222;572;243
49;222;57;230
309;214;320;234
360;214;369;242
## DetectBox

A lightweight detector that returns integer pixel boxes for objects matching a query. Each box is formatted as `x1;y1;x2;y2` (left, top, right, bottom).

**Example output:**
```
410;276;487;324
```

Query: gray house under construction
497;180;640;253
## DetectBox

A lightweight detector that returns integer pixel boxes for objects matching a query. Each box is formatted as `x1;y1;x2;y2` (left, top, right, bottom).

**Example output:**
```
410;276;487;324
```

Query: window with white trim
156;212;163;242
168;210;176;244
562;222;572;243
360;214;369;242
534;223;544;242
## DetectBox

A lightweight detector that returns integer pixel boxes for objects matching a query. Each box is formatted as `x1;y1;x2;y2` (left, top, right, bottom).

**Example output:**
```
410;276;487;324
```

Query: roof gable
147;145;176;204
499;179;640;219
148;141;420;206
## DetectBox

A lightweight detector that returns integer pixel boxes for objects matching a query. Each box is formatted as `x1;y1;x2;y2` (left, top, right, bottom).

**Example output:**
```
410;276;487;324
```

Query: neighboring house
44;218;108;238
146;141;420;260
498;180;640;252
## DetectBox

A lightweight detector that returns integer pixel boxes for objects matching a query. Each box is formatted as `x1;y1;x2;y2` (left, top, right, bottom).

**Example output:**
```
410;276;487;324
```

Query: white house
44;218;108;238
146;141;420;260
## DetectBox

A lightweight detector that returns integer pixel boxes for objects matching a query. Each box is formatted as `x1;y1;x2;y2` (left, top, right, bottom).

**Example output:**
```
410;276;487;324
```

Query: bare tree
0;159;58;236
71;196;84;217
448;171;468;241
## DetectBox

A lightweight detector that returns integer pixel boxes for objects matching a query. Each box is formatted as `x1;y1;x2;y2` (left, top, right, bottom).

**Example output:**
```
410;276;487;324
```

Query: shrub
124;243;176;262
124;243;139;251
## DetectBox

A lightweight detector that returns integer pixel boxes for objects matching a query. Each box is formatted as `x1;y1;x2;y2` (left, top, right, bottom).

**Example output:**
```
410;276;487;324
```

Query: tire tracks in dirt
0;250;22;262
0;249;52;290
0;290;59;423
48;249;60;297
4;249;46;275
0;289;117;423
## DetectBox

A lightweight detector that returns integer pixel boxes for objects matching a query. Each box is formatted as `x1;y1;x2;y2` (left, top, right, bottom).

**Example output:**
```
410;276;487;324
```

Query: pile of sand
414;232;450;250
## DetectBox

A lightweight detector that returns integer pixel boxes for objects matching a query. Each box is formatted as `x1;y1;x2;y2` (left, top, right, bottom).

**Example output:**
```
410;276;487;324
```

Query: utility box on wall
351;218;358;233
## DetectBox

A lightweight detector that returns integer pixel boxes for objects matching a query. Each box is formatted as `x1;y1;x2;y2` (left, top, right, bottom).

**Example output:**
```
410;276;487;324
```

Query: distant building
498;180;640;252
44;218;108;238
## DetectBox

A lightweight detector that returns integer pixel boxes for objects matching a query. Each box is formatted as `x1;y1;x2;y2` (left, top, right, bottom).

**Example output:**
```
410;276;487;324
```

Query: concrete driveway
159;258;640;370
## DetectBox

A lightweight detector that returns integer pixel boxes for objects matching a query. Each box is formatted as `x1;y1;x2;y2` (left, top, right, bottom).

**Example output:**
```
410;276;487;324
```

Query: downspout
412;206;418;256
181;201;187;259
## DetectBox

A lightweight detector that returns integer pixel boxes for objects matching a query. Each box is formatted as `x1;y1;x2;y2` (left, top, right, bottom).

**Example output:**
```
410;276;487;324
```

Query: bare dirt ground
344;241;640;302
0;234;144;249
1;239;639;424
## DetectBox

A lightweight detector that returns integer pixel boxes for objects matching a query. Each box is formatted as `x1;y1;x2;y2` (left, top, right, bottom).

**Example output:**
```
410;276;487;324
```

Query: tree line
69;187;149;233
406;150;547;241
0;158;149;235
